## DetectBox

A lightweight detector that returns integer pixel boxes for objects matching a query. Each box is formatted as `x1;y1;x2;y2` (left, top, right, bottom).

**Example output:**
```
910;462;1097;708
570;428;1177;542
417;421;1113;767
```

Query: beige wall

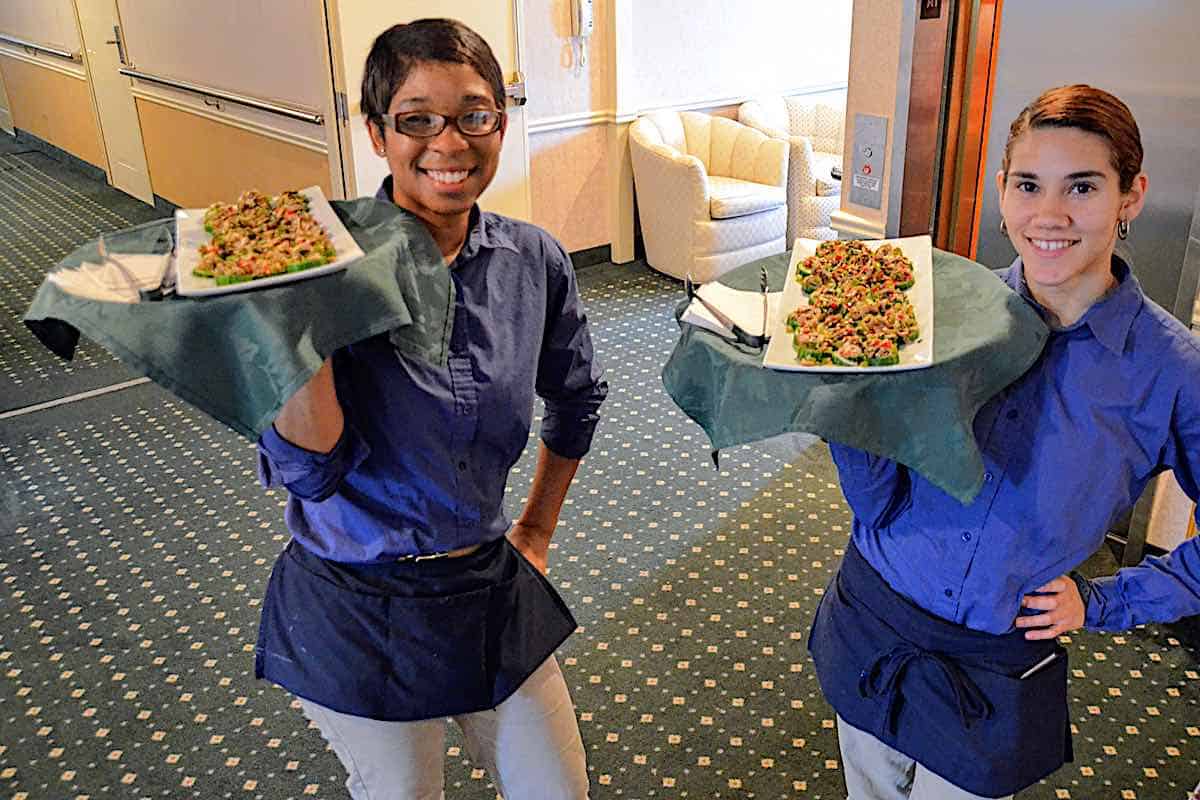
525;0;852;252
523;0;612;120
0;53;104;168
529;125;609;250
633;1;852;110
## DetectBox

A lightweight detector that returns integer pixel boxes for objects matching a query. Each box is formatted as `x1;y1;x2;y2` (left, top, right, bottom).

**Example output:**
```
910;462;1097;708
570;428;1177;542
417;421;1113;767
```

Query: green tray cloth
661;248;1048;504
24;198;450;439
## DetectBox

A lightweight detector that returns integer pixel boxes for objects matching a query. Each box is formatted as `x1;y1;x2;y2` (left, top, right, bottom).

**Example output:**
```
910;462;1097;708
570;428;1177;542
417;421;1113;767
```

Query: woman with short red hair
813;84;1200;799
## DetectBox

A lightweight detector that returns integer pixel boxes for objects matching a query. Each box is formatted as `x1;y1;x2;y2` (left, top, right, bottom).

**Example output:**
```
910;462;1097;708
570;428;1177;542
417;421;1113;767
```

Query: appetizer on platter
194;190;337;285
786;240;919;367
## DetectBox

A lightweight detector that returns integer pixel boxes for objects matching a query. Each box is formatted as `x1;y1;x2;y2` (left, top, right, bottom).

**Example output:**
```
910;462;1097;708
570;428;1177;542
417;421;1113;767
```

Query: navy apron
809;541;1072;798
255;536;576;721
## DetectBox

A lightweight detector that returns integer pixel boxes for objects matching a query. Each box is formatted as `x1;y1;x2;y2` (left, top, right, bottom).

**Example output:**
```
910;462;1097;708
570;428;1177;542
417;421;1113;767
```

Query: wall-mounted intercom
572;0;594;38
570;0;593;75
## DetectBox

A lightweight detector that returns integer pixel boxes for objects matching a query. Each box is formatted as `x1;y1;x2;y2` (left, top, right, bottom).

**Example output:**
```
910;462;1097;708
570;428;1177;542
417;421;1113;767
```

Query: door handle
105;24;129;66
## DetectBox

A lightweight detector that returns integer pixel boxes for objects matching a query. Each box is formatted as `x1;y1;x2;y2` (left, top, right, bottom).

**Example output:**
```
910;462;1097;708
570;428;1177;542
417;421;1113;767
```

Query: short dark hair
361;18;506;134
1002;84;1143;193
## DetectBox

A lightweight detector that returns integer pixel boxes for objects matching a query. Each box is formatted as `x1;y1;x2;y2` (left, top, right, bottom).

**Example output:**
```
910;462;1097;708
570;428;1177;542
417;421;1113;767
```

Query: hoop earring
1000;218;1008;236
1117;218;1130;240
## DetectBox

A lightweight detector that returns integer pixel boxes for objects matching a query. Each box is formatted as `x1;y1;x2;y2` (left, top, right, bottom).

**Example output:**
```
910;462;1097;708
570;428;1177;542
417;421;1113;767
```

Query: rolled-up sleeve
1083;536;1200;631
1084;380;1200;631
828;442;912;530
535;240;608;459
257;421;371;502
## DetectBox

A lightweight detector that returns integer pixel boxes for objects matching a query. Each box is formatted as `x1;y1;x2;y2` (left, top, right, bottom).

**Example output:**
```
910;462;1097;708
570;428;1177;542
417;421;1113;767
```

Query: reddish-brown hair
1002;84;1143;193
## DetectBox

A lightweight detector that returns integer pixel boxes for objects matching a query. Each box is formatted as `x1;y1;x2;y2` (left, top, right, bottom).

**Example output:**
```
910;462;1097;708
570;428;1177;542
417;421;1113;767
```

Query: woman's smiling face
997;126;1145;301
368;60;505;227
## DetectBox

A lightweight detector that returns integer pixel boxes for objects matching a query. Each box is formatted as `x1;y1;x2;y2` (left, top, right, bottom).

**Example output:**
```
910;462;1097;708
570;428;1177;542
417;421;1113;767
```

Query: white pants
300;657;589;799
838;717;1014;800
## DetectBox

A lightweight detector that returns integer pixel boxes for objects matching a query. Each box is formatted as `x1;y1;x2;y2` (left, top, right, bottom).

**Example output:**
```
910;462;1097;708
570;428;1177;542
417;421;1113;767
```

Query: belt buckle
413;550;452;562
396;549;453;563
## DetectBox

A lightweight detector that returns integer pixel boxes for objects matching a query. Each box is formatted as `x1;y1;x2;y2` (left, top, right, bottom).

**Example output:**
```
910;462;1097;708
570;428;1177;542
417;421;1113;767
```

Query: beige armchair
629;111;788;283
738;96;846;242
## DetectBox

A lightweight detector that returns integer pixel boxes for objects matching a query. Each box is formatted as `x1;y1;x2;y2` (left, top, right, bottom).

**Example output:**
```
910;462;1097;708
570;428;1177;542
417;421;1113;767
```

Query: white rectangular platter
174;185;365;298
762;234;934;373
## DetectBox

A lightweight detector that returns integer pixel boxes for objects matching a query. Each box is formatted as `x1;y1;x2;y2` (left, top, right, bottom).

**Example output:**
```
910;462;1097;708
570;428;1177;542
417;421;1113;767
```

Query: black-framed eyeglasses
380;109;503;138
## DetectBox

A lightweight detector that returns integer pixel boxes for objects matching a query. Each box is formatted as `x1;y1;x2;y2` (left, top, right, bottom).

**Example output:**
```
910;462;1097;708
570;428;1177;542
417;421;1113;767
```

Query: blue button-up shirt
831;256;1200;634
257;185;607;563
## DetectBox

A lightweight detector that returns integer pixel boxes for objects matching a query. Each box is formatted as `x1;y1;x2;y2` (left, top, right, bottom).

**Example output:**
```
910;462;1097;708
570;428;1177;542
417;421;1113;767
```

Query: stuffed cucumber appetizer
786;240;920;367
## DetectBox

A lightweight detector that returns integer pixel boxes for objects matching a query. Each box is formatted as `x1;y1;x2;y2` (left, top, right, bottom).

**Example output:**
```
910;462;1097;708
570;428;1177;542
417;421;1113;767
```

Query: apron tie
858;643;994;735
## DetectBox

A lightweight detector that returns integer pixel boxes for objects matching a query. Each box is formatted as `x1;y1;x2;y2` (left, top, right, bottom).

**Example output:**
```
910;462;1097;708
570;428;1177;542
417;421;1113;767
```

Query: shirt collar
374;176;520;261
1004;255;1143;356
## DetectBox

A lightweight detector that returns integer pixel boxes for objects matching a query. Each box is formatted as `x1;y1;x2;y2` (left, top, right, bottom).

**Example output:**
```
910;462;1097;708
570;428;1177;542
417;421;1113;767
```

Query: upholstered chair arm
630;139;710;221
787;134;818;196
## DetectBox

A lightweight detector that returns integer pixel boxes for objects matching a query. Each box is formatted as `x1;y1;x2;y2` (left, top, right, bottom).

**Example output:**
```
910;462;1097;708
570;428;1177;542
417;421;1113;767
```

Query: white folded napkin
681;280;782;339
48;253;173;303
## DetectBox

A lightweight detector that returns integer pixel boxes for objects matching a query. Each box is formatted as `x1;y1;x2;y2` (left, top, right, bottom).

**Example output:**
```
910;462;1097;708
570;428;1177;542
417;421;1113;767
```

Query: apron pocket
957;645;1071;772
257;548;390;716
388;584;493;718
485;551;577;702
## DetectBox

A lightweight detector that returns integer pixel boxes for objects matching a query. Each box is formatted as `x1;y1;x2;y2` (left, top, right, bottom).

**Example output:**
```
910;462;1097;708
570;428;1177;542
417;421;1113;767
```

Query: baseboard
11;128;107;182
570;244;613;271
11;127;171;214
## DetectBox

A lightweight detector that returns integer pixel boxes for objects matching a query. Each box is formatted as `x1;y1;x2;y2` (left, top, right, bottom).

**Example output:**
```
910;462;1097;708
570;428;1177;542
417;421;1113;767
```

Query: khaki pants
300;657;588;799
838;717;1014;800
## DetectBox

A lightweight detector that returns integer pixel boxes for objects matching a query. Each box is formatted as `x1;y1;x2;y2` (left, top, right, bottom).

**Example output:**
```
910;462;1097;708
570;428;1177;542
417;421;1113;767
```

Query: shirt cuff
257;422;369;501
1069;571;1098;626
540;413;599;460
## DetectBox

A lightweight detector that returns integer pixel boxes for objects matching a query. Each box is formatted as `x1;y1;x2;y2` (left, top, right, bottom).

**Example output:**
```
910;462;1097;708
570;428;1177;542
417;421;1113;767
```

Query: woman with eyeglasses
811;84;1200;799
252;19;604;799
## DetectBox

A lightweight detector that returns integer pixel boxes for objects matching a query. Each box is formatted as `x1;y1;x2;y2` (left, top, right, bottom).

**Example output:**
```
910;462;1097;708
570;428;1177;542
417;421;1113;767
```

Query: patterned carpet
1;143;1199;800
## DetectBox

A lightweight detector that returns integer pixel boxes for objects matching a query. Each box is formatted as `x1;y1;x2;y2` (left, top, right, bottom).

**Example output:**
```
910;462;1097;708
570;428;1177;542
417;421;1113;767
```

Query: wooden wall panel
135;98;331;208
0;54;104;168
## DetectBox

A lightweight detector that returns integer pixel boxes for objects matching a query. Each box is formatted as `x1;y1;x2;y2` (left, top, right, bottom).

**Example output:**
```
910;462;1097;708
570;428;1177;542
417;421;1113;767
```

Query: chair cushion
707;176;786;219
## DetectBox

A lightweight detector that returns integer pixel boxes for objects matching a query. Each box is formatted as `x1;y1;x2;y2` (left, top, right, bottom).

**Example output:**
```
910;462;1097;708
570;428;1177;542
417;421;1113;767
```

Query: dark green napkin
24;198;450;439
661;248;1048;503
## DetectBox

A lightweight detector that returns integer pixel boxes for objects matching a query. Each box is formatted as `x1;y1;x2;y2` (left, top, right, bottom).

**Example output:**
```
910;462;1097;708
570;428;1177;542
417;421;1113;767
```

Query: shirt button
961;531;972;542
1006;409;1019;420
984;472;993;482
944;589;953;598
458;461;467;471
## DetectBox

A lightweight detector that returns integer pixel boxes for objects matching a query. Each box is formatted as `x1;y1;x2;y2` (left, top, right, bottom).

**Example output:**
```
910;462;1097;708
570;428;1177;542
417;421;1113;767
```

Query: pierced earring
1117;218;1130;240
1000;218;1008;235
